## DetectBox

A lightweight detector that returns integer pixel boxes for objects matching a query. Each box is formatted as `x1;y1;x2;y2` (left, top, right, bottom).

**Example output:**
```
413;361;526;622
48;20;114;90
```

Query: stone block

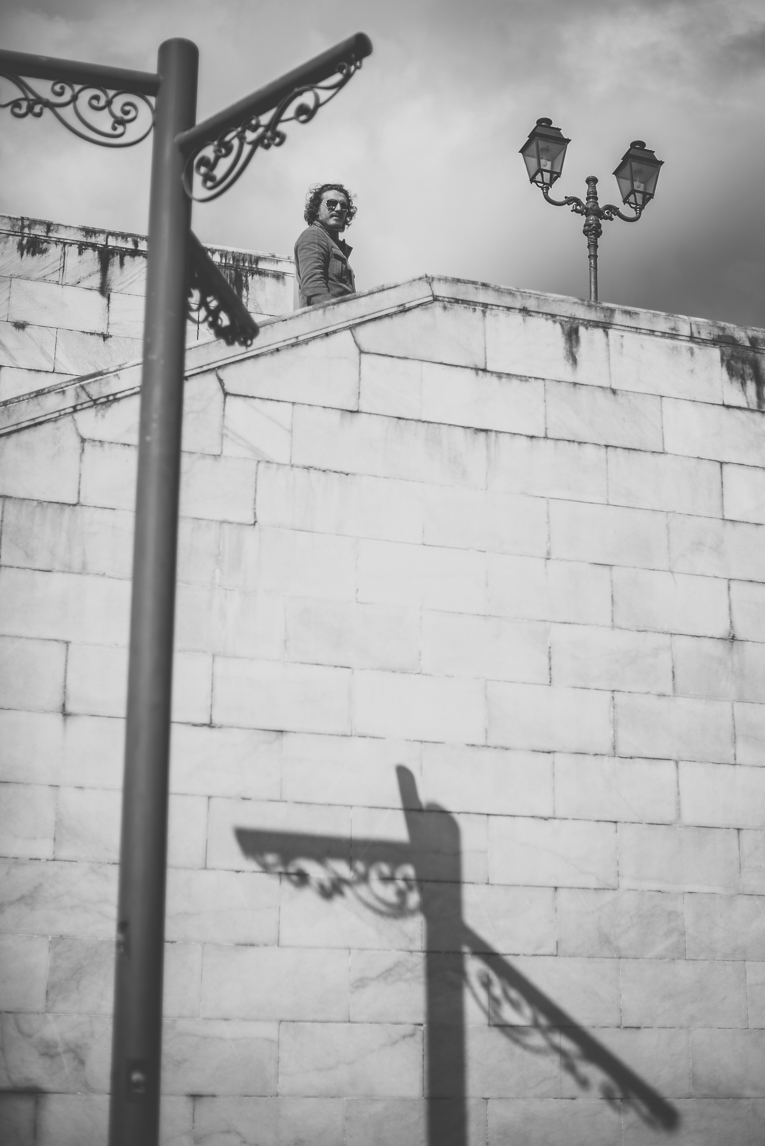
358;539;486;614
505;953;620;1026
177;517;221;586
0;858;115;937
615;693;734;763
0;500;134;579
179;373;224;456
286;598;419;671
79;441;137;510
220;329;359;410
670;513;765;582
345;1097;486;1146
664;398;765;467
608;328;722;402
0;710;64;785
106;290;143;338
685;893;765;960
555;754;676;823
487;682;613;754
608;447;722;517
0;320;56;371
557;888;684;958
179;452;257;523
53;328;142;375
488;1098;621;1146
674;635;765;702
354;669;486;743
9;278;107;333
166;869;278;945
279;869;421;951
621;959;747;1027
422;612;548;684
546;381;662;451
724;463;765;526
550;501;668;569
731;580;765;642
281;733;421;809
0;365;73;401
422;485;547;556
748;963;765;1026
73;392;140;447
256;462;424;544
0;1012;110;1092
352;803;487;883
489;816;617;888
551;625;672;694
613;567;730;638
0;418;80;503
354;300;484;368
170;724;281;801
680;761;765;828
741;830;765;893
0;231;63;281
462;883;557;955
623;1098;754;1146
466;1023;560;1098
0;635;66;713
0;783;55;859
618;823;740;893
228;525;356;599
206;796;350;873
734;703;765;766
0;934;48;1011
488;433;607;503
213;657;351;734
223;395;292;462
361;355;546;437
485;308;609;385
62;244;146;293
193;1096;343;1146
560;1025;691;1101
162;1018;277;1096
0;1093;35;1146
292;406;486;489
690;1029;765;1096
0;567;130;646
488;555;612;625
278;1021;423;1097
66;644;212;724
201;946;348;1020
60;714;122;789
174;583;285;660
420;743;553;818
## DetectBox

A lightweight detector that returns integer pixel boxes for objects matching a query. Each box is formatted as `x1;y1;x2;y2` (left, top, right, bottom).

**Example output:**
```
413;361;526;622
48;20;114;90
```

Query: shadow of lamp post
519;117;663;302
0;32;372;1146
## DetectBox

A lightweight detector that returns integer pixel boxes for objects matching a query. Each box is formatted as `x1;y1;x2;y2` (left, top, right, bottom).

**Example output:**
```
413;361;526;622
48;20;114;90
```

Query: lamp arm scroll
541;185;586;214
600;202;643;223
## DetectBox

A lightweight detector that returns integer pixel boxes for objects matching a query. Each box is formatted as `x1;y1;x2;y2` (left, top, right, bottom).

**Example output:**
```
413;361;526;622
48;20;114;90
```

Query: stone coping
2;273;764;437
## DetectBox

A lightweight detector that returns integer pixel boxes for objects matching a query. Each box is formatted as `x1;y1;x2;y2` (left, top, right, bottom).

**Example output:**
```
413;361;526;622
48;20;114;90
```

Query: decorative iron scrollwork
0;72;154;147
183;61;363;203
187;232;259;348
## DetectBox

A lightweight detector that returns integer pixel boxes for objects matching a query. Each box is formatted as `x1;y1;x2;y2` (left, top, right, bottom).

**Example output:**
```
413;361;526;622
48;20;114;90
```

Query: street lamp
519;118;663;302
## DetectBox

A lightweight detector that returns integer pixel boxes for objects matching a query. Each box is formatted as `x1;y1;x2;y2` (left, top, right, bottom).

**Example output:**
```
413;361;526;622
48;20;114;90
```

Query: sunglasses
325;199;349;212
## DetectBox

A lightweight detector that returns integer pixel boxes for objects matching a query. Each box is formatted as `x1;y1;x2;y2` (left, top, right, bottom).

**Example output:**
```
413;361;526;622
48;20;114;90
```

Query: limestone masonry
2;216;765;1145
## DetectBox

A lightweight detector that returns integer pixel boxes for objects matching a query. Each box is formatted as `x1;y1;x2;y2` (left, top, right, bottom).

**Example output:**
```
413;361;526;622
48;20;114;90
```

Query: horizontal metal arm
176;31;372;156
541;186;586;213
0;48;159;95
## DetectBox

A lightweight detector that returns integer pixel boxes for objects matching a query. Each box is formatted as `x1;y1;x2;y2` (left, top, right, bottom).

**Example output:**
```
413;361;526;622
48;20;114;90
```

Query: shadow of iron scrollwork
235;766;679;1145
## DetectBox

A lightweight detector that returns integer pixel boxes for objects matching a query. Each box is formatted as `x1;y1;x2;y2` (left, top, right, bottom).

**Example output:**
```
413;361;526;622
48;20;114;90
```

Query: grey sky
1;0;764;327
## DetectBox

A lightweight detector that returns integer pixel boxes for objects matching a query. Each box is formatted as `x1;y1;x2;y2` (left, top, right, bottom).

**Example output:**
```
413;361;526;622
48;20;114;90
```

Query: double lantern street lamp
520;117;664;303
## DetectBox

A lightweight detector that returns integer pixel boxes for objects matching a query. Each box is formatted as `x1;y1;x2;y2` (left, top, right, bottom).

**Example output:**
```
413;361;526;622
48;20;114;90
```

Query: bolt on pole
108;38;198;1146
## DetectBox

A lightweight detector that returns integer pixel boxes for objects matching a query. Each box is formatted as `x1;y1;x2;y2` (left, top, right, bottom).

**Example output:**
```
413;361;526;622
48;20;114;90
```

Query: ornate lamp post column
0;31;372;1146
519;118;664;302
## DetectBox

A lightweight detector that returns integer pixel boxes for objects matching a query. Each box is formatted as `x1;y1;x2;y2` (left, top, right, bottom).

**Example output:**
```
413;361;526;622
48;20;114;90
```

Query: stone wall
2;274;765;1145
0;214;295;403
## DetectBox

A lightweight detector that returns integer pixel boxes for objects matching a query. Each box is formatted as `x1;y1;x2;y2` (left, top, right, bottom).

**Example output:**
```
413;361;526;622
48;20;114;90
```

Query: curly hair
304;182;357;229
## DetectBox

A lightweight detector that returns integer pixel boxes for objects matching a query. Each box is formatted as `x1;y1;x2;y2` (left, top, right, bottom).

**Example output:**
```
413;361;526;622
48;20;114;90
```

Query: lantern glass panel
520;122;569;187
614;146;662;209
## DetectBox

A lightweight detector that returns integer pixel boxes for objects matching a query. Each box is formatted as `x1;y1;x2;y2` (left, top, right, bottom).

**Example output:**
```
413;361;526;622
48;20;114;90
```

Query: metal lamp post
0;31;372;1146
520;117;664;302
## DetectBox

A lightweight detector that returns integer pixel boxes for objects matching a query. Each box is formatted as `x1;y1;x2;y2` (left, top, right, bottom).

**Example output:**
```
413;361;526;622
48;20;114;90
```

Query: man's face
317;189;350;232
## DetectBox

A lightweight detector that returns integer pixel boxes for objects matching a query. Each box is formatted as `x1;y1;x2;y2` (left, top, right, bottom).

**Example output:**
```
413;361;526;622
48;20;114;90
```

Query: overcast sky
1;0;764;327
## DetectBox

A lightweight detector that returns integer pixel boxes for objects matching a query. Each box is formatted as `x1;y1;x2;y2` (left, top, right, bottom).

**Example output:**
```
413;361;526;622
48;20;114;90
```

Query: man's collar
314;219;352;254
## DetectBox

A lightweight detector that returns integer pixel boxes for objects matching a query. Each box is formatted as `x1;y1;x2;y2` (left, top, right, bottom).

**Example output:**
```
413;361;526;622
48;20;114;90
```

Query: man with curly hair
294;183;357;308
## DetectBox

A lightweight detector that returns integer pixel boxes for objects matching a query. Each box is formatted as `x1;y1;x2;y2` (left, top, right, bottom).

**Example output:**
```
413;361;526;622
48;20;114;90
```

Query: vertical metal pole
583;175;602;303
109;38;198;1146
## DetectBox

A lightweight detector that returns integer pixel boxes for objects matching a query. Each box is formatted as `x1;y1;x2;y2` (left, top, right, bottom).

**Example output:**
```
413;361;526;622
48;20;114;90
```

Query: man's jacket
294;221;356;308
